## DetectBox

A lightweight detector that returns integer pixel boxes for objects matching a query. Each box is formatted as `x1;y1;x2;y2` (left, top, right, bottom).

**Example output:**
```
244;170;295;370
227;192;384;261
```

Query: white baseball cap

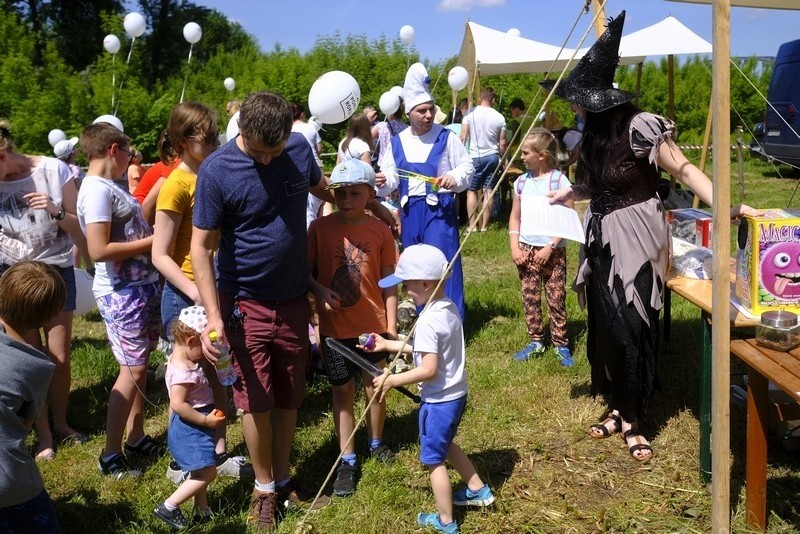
378;244;451;288
325;159;376;190
53;137;79;159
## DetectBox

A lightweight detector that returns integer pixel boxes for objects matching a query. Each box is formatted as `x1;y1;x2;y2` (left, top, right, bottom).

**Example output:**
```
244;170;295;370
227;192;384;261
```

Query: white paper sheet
519;195;586;243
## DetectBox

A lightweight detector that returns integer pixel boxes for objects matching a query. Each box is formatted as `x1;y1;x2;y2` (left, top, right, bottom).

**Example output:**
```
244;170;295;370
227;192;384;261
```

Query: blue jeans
468;153;501;191
161;282;194;342
0;489;61;533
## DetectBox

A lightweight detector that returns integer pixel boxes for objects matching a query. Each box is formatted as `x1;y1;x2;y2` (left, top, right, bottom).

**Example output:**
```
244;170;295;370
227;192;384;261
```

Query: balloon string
111;54;116;110
114;36;136;116
180;43;193;103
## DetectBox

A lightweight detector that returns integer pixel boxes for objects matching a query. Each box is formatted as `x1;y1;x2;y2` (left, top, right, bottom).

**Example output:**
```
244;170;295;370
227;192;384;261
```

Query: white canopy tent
456;16;712;107
618;15;712;62
670;0;798;8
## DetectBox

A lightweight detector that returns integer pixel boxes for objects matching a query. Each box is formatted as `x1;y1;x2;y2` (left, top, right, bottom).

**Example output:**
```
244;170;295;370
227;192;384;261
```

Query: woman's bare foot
621;420;653;463
588;410;622;439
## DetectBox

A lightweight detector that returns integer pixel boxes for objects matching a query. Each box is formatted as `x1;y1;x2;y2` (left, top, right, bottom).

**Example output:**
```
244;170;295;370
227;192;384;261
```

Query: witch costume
541;11;675;427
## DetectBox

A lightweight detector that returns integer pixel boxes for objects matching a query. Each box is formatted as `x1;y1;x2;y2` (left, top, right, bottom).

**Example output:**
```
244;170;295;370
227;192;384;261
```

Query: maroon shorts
220;293;310;412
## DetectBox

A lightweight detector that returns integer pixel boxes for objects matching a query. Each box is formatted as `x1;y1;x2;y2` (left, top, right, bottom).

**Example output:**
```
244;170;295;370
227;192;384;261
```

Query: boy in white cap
380;62;474;321
364;244;494;534
307;159;398;497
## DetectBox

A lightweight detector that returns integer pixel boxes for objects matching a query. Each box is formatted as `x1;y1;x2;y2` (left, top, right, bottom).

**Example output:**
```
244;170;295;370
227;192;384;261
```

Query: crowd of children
0;81;593;533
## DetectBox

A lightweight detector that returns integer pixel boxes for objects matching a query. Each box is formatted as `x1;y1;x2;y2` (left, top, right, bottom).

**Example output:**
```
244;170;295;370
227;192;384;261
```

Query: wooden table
729;339;800;530
664;263;757;482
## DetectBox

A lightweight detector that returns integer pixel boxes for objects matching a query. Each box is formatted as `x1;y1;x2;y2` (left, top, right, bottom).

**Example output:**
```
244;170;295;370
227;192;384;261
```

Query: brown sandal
589;412;622;439
622;429;653;462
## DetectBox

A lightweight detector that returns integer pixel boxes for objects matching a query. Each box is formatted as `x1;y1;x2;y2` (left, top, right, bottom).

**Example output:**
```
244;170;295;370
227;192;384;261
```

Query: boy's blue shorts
419;395;467;466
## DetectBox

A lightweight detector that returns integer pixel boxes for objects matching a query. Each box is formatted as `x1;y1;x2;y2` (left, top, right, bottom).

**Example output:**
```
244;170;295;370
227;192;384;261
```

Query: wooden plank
746;369;769;530
740;340;800;401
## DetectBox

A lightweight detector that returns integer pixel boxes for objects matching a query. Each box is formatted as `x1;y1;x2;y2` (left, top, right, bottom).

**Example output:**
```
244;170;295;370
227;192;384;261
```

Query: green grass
39;156;800;533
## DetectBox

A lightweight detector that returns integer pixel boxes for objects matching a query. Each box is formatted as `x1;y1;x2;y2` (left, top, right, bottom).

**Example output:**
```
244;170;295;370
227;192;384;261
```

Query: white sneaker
166;461;187;485
216;454;253;479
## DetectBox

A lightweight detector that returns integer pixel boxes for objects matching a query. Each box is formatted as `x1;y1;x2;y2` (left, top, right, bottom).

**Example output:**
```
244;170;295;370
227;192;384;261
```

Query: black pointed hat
540;11;637;113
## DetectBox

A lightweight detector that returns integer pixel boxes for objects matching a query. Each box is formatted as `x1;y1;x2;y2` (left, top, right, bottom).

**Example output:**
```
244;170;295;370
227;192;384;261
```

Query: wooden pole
635;62;643;97
591;0;607;38
711;0;732;532
693;96;715;208
668;54;675;121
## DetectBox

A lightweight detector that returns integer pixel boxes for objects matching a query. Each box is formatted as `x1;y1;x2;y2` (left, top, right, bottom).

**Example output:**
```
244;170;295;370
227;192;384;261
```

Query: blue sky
193;0;800;62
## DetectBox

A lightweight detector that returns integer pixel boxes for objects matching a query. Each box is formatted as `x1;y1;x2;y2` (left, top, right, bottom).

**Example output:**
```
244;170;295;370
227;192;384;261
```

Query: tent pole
591;0;606;37
668;54;675;121
693;94;715;208
635;62;643;99
711;0;732;531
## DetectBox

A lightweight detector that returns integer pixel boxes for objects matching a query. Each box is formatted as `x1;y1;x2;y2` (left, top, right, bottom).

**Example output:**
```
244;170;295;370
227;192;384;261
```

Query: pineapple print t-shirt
77;175;158;297
308;214;396;339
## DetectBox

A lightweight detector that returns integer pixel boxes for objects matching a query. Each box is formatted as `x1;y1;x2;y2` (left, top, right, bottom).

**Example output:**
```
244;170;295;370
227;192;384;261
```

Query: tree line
0;2;772;161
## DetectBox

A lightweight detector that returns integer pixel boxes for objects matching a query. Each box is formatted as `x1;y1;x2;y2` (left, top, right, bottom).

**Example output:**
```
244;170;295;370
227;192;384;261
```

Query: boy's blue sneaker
555;346;574;367
417;512;459;533
453;484;496;507
514;341;545;361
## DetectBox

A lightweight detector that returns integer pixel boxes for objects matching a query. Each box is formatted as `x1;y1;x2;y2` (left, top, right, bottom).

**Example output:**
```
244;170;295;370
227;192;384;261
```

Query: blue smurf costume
380;63;474;319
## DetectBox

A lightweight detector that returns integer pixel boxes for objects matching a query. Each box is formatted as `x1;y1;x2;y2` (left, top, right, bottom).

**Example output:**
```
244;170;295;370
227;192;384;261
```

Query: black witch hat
540;11;637;113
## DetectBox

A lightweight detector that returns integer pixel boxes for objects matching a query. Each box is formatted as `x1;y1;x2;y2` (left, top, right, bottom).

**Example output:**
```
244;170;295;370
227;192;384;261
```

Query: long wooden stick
711;0;732;532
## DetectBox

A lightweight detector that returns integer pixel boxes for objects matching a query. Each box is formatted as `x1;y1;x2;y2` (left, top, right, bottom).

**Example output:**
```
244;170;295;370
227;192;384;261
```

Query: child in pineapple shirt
307;159;398;497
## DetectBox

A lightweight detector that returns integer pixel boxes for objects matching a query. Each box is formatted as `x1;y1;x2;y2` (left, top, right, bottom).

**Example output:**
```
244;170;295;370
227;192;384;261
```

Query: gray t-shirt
0;329;55;508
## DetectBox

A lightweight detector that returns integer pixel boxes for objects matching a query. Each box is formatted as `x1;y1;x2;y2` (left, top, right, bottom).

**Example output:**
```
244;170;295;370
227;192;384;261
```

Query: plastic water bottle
209;331;237;386
358;333;375;350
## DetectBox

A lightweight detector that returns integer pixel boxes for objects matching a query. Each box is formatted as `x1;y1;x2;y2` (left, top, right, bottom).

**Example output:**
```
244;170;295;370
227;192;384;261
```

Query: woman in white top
0;121;86;460
336;112;374;165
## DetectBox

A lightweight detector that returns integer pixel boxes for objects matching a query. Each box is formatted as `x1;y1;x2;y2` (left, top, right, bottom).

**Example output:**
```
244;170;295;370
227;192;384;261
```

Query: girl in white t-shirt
508;129;575;366
336;112;374;165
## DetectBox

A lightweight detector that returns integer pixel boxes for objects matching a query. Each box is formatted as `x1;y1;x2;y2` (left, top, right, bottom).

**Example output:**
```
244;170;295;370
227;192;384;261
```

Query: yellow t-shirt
155;167;197;281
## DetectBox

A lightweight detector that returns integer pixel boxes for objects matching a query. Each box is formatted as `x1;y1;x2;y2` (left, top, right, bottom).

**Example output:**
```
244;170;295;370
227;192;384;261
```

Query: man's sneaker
215;453;254;479
166;460;188;485
247;490;278;532
417;512;459;533
153;503;188;530
555;346;574;367
332;461;357;497
97;452;142;480
124;435;166;459
369;443;396;463
277;479;331;512
514;340;545;361
453;484;496;507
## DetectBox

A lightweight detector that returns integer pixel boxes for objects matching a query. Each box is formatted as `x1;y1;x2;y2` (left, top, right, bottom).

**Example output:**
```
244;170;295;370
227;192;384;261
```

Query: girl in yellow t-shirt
152;102;250;483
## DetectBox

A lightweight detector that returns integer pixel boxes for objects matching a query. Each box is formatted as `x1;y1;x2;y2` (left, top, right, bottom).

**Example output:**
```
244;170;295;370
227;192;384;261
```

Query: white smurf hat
379;244;450;288
54;137;79;159
403;62;433;113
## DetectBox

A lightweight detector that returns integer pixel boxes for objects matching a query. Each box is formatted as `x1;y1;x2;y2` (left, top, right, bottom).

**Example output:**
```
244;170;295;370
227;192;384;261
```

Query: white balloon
448;66;469;91
223;77;236;91
390;85;403;99
183;22;202;44
73;268;96;315
93;114;124;133
48;129;66;148
379;91;400;115
507;28;521;38
123;12;146;38
308;71;361;125
399;25;415;45
103;34;121;54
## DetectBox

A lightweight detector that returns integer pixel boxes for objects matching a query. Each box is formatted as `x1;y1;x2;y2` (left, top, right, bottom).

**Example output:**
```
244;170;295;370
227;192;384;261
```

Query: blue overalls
392;128;465;320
